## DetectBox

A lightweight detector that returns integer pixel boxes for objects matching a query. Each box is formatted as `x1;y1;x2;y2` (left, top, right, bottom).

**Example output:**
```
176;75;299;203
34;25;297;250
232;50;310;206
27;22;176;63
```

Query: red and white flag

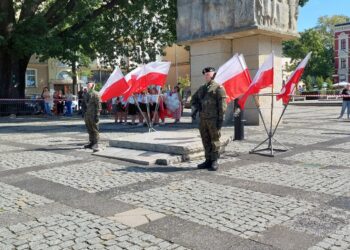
238;53;274;109
122;66;144;100
138;61;171;91
277;52;312;105
99;67;128;102
214;54;252;103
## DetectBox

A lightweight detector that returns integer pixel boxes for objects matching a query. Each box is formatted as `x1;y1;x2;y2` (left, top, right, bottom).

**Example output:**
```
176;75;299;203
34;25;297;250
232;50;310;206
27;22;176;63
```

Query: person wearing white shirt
127;96;137;125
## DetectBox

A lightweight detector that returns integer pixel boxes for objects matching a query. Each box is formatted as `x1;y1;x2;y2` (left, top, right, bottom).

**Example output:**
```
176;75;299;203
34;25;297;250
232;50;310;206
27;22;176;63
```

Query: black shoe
197;160;211;169
84;143;93;149
208;160;219;171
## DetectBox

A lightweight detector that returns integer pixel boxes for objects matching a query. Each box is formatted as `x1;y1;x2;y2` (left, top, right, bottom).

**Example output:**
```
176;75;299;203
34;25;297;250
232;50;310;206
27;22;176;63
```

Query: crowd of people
36;84;185;126
39;87;76;116
111;85;183;126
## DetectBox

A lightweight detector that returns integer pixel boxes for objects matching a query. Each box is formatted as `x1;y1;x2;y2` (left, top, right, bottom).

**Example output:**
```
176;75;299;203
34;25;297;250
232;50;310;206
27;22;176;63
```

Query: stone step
109;131;231;155
93;147;183;165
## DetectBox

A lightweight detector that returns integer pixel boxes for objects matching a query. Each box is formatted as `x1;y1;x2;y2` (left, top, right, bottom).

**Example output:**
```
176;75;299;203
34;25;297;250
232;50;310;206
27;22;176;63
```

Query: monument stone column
177;0;299;125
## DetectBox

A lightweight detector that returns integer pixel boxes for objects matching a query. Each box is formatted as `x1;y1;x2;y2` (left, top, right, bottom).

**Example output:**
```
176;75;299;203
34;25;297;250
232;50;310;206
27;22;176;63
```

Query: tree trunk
0;50;30;99
72;61;77;95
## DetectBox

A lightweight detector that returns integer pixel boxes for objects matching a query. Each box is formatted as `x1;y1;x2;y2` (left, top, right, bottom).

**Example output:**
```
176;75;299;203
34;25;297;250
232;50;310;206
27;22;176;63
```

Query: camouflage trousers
199;118;221;161
84;115;99;145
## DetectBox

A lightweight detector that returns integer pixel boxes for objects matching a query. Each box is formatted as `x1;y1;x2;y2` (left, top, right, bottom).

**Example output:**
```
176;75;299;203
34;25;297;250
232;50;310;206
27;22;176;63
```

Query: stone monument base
94;130;232;165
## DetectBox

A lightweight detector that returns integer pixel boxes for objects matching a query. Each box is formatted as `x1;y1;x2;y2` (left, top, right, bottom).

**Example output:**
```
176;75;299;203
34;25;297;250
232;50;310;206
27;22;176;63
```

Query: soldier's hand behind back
95;116;99;123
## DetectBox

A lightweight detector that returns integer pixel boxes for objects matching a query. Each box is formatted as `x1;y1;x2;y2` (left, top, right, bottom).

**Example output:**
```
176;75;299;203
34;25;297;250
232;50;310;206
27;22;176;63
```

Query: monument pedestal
177;0;299;126
189;34;284;126
94;130;232;165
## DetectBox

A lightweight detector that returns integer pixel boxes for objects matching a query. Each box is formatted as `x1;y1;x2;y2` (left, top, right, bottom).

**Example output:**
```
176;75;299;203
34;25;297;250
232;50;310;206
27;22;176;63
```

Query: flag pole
249;53;287;156
132;94;152;130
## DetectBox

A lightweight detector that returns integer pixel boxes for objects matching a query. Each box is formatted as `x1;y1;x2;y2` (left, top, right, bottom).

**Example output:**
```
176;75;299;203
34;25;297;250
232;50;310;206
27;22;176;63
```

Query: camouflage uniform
84;89;101;147
192;80;227;163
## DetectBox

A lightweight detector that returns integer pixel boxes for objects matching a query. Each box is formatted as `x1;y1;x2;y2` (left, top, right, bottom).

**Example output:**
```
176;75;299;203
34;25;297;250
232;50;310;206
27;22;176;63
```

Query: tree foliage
283;15;350;82
0;0;176;98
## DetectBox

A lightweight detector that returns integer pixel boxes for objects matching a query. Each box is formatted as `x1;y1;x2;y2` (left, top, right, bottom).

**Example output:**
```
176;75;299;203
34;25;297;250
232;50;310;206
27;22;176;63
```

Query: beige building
162;44;190;88
25;45;191;97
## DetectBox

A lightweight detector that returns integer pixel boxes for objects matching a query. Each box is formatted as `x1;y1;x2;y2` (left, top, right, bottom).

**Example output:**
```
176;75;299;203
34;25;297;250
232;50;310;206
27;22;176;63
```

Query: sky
298;0;350;31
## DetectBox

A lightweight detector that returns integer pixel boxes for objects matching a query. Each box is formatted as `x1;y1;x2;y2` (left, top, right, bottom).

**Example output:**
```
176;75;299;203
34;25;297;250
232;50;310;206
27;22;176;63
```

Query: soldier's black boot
197;159;211;169
92;143;101;152
84;142;93;149
208;160;219;171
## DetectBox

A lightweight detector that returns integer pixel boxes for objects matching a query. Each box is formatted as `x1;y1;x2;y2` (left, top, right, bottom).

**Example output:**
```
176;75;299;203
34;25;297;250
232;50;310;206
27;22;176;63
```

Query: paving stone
115;179;316;239
217;162;350;196
0;209;187;249
0;151;81;170
29;161;168;193
0;182;53;213
285;150;350;168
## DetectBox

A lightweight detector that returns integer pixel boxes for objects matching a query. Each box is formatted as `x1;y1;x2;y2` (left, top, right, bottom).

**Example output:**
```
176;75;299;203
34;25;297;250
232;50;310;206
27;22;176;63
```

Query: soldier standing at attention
191;67;227;171
84;82;102;152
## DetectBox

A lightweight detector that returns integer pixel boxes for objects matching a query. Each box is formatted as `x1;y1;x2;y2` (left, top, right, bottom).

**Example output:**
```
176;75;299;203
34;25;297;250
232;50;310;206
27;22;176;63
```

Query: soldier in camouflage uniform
191;67;227;171
84;82;102;152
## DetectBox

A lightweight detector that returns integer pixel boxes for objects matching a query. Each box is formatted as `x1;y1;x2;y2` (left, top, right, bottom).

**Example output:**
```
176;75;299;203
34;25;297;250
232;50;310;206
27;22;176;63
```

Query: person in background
56;90;64;115
127;95;137;125
81;88;88;118
338;83;350;119
150;87;160;126
64;89;73;116
172;86;182;123
84;82;102;152
42;87;52;116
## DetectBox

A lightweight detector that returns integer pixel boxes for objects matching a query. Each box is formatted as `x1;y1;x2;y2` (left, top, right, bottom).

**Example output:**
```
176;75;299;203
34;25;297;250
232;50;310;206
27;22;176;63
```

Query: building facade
334;22;350;83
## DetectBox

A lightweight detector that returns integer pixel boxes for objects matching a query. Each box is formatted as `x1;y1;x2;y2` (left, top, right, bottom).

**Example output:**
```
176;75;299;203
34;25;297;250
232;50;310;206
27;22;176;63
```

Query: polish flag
214;54;252;103
277;52;312;105
99;67;128;102
122;66;144;100
238;53;274;109
138;61;171;91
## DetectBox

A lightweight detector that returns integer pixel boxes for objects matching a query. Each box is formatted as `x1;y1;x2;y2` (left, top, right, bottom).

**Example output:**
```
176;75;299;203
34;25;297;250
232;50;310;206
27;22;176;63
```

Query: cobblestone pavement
0;106;349;250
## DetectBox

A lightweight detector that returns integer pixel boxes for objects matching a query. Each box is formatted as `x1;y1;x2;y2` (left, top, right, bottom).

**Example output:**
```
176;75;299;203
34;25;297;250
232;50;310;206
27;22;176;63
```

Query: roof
335;22;350;27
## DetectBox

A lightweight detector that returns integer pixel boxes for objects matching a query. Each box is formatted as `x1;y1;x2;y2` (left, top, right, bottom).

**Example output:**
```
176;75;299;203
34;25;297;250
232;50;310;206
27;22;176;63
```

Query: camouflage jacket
85;90;101;117
192;80;227;121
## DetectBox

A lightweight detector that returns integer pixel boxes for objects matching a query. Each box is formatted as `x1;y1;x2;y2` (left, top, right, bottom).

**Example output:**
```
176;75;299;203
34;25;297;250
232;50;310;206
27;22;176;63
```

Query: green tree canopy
0;0;176;98
283;15;350;82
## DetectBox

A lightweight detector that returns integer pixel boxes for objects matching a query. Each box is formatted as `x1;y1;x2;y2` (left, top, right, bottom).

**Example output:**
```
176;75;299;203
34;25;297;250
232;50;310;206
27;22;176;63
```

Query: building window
25;69;37;87
340;58;347;69
341;39;347;50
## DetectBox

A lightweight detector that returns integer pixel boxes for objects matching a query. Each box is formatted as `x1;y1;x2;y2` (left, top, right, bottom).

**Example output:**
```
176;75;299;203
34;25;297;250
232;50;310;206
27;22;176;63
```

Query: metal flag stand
132;94;156;133
249;92;289;157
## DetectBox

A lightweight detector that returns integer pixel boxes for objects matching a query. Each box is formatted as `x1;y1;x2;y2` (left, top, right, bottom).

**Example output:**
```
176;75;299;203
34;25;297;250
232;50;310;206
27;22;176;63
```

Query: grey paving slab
0;209;188;250
217;162;350;196
197;172;334;205
0;150;82;171
0;144;24;153
29;161;169;193
284;206;350;237
115;179;316;239
327;196;350;210
308;223;350;250
138;216;276;250
253;225;322;250
284;150;350;168
0;182;53;213
2;175;134;217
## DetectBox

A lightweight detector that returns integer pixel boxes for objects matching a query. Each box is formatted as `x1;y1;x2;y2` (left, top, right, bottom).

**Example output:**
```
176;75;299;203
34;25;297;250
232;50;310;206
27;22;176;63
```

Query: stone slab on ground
109;130;231;155
93;147;183;165
109;131;204;155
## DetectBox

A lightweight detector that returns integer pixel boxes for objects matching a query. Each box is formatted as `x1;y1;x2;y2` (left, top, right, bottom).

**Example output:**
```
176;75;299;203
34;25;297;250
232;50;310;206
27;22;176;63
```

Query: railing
0;99;44;116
